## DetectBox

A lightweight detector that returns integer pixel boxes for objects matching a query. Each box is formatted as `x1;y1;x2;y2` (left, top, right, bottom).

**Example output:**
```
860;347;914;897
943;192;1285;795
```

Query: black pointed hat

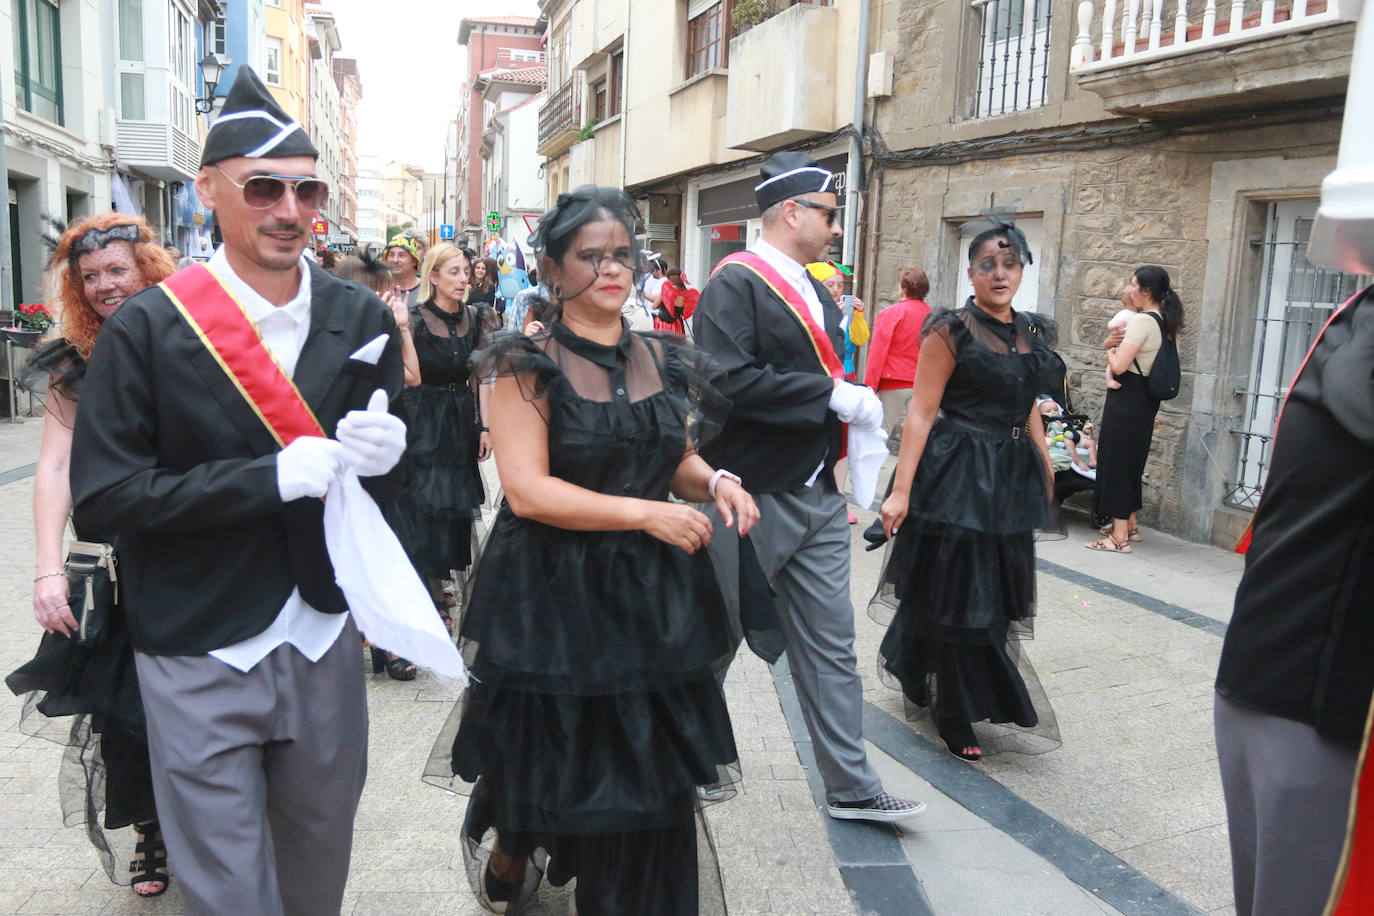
200;66;318;167
754;151;836;213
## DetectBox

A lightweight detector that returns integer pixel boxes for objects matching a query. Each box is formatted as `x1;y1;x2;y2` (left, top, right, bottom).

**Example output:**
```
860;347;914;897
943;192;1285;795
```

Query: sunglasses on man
790;198;839;226
213;165;330;211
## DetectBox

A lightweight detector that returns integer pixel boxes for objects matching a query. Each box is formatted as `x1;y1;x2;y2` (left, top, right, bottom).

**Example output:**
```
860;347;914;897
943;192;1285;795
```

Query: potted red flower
5;303;52;348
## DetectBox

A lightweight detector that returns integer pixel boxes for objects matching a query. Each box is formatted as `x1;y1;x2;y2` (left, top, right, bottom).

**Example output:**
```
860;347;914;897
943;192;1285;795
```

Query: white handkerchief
322;469;468;683
847;422;889;510
349;333;389;365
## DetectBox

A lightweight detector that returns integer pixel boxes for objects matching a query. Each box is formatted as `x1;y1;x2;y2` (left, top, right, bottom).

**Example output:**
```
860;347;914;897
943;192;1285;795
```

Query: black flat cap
201;66;318;167
755;152;836;213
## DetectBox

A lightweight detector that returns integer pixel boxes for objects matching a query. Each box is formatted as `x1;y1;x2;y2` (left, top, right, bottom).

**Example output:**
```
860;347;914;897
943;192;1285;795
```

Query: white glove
829;381;884;428
277;436;344;502
336;388;407;477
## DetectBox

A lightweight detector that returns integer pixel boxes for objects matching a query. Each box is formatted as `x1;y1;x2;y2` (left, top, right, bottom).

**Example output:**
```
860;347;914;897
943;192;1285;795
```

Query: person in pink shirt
864;267;932;441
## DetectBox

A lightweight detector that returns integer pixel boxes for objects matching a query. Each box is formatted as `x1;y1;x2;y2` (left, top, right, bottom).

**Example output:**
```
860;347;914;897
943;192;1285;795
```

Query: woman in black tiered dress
871;221;1062;762
6;214;177;895
424;186;758;915
381;243;496;680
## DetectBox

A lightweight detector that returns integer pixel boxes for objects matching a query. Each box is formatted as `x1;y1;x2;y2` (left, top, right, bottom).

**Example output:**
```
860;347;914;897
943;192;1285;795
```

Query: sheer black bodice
412;301;496;387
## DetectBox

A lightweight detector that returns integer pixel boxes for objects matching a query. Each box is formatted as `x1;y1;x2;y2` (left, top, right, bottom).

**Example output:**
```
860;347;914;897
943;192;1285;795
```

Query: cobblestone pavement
0;415;1244;914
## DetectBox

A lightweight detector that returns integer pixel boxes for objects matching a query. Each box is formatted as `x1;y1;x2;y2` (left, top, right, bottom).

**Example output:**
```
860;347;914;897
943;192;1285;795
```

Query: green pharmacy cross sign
486;211;502;231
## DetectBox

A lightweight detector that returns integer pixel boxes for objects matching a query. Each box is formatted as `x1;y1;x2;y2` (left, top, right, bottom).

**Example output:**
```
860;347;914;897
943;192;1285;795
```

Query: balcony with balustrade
1069;0;1359;116
537;76;583;158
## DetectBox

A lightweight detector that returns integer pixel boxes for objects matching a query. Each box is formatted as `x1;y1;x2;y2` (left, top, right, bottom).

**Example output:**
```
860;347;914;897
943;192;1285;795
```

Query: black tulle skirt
5;601;157;883
869;422;1060;755
423;507;739;913
385;383;486;578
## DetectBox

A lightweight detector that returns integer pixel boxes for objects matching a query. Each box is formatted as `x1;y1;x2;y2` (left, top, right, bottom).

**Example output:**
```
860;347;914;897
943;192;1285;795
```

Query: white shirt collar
752;238;810;286
207;245;312;326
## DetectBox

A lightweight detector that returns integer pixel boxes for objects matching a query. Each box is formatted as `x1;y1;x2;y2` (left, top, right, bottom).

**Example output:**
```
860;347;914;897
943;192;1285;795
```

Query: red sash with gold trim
160;263;325;447
713;252;844;380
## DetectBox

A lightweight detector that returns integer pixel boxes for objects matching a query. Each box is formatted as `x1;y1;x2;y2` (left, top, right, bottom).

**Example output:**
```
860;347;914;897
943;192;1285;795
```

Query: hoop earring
552;284;563;301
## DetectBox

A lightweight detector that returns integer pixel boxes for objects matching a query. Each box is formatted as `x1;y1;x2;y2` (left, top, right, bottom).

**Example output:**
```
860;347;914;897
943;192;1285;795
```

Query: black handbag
64;540;117;647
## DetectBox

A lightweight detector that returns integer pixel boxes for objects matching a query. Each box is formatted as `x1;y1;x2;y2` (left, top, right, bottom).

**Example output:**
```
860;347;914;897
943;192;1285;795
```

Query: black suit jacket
70;263;405;656
692;261;844;493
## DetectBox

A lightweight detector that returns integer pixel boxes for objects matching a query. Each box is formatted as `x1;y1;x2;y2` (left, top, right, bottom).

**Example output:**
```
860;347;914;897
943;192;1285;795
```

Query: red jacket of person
864;297;930;391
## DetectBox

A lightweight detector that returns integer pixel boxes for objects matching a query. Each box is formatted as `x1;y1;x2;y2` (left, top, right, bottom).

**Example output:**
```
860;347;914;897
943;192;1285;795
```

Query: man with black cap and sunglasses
693;151;925;824
68;67;407;914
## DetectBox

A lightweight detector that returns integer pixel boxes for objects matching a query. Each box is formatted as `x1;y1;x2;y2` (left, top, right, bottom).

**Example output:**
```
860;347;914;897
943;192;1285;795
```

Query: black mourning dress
423;322;739;915
5;338;155;883
868;305;1062;754
384;302;496;579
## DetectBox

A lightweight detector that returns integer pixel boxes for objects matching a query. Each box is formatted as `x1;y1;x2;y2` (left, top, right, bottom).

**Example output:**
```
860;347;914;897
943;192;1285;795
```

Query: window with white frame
116;0;145;119
168;0;196;134
972;0;1051;117
210;16;226;57
266;37;283;85
14;0;64;124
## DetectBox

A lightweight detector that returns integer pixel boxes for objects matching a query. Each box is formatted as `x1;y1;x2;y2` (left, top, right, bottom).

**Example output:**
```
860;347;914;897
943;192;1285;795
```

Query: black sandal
130;820;169;897
937;719;983;762
370;647;417;681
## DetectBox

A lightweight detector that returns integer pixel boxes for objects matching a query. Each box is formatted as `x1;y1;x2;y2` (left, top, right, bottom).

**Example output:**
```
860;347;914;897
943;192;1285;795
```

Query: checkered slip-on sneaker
827;792;927;823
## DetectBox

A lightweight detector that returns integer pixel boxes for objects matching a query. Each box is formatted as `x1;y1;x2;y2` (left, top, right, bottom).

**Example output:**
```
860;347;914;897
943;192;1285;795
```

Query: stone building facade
859;0;1362;546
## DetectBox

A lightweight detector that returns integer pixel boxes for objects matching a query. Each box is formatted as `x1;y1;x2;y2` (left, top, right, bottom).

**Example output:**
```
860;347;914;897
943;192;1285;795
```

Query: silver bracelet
33;571;64;582
708;469;742;500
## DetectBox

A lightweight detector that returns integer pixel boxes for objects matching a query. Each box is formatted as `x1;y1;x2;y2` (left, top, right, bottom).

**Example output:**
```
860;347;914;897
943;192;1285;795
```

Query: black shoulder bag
1134;312;1181;401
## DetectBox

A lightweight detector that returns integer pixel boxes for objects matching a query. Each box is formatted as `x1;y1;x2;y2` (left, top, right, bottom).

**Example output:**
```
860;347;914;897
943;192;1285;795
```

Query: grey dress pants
135;619;369;916
1214;692;1358;916
704;483;883;805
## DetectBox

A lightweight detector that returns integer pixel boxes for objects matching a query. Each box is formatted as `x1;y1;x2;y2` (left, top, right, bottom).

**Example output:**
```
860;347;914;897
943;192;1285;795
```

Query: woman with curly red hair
7;212;177;897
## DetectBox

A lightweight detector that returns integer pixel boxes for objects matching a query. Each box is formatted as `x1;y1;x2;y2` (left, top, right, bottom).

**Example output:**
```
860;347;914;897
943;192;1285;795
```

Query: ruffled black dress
384;302;496;579
4;337;156;883
423;322;739;915
869;305;1062;754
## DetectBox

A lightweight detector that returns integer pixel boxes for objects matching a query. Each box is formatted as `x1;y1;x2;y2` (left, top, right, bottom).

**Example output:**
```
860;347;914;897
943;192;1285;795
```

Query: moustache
259;224;304;235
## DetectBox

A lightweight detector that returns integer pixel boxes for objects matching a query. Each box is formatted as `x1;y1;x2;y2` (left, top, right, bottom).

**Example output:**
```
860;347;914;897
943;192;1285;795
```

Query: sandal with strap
1100;524;1142;541
937;719;983;762
370;647;417;681
130;820;169;897
1085;533;1132;553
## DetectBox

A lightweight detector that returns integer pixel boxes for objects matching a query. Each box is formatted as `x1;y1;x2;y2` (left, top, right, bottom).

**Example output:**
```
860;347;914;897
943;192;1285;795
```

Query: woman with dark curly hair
1087;265;1185;553
870;221;1062;763
423;186;758;915
6;213;177;896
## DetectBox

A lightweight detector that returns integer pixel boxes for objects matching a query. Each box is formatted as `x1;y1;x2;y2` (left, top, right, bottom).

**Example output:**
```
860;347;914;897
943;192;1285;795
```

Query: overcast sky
320;0;542;172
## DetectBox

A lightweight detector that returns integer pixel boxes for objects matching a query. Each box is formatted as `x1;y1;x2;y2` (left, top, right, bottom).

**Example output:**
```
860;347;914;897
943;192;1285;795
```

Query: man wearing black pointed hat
693;152;925;823
69;67;406;914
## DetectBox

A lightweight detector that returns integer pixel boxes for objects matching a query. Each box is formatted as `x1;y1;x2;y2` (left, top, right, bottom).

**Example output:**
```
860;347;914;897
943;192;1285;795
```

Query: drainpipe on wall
0;94;12;314
842;0;870;269
619;0;630;189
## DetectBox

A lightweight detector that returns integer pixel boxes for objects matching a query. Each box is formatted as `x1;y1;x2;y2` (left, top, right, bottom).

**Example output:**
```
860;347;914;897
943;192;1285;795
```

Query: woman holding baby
1086;266;1184;553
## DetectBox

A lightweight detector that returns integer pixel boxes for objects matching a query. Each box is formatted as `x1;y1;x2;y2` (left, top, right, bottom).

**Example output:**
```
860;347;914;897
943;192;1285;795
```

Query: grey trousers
878;387;912;440
1214;692;1358;916
704;483;883;804
135;619;369;916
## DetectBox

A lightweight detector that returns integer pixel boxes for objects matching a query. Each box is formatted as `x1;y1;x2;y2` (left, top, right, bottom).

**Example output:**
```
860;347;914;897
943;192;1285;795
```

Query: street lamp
195;53;229;115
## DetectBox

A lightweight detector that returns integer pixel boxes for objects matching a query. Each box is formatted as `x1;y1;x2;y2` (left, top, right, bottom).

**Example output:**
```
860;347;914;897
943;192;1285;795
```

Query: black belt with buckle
939;415;1026;439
